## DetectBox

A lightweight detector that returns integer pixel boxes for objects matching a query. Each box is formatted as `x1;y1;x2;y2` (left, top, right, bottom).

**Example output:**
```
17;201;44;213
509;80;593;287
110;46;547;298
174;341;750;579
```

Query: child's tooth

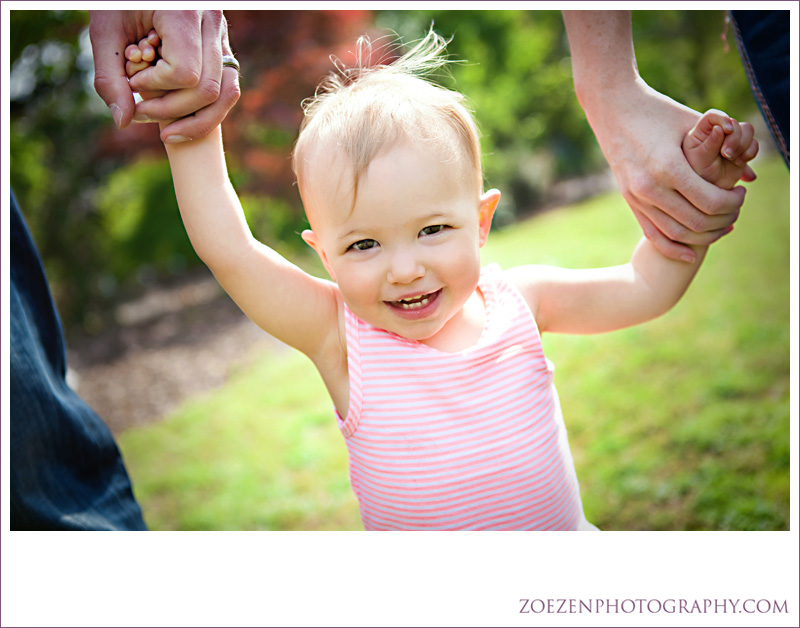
394;293;433;310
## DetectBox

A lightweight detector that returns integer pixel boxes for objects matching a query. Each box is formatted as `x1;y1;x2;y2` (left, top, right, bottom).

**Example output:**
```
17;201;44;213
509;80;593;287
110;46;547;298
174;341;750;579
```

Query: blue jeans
10;191;147;530
730;10;790;166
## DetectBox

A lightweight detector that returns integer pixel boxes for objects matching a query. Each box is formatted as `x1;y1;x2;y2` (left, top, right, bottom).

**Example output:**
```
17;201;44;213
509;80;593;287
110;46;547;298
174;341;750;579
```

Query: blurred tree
376;9;755;220
216;10;377;234
9;9;756;335
10;10;111;329
378;10;600;219
632;11;753;116
9;10;374;335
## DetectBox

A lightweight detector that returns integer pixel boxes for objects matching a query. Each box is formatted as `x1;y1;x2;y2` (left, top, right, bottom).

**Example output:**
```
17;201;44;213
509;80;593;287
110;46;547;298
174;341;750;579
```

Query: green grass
118;155;790;530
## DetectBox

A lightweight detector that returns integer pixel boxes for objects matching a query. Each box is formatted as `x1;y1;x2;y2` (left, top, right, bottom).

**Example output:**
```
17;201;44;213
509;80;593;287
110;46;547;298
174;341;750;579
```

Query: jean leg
10;191;147;530
730;10;790;166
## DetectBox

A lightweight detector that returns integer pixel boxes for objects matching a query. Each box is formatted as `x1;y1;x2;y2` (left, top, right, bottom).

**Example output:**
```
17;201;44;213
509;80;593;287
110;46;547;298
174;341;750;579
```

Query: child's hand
682;110;759;191
125;30;165;101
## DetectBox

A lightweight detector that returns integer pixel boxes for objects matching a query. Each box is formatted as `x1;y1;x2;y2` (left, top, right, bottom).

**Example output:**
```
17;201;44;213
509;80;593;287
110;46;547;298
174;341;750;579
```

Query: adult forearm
562;10;742;261
562;11;639;111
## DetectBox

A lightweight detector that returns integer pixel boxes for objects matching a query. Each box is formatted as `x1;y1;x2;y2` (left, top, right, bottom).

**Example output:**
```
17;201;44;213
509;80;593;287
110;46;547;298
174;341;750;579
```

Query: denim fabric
730;10;790;165
10;191;147;530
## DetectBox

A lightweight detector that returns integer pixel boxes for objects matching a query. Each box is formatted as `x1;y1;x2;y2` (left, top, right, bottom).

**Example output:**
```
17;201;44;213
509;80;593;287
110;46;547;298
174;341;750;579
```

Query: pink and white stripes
337;264;590;530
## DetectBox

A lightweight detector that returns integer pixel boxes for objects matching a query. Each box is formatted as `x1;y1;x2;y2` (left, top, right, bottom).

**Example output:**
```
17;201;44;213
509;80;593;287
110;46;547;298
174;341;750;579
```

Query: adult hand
563;11;747;262
584;80;746;261
89;10;240;143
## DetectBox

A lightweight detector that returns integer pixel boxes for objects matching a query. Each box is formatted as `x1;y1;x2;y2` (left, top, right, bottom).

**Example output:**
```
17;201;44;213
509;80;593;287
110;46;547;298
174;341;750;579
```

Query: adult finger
626;160;741;233
629;183;737;251
739;129;759;182
629;207;699;262
128;11;204;92
89;12;141;129
677;169;747;222
132;11;226;123
159;63;241;142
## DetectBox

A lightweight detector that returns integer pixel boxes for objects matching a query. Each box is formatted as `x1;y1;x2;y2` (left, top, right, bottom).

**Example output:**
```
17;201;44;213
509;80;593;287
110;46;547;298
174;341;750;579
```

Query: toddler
126;29;758;530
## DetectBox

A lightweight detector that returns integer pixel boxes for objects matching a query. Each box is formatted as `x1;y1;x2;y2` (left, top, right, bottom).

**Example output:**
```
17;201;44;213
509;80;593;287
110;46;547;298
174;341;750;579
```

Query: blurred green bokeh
9;9;758;334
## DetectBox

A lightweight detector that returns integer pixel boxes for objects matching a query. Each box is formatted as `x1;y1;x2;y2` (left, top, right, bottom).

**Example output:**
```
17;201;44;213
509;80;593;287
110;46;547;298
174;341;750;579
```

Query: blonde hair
292;28;483;209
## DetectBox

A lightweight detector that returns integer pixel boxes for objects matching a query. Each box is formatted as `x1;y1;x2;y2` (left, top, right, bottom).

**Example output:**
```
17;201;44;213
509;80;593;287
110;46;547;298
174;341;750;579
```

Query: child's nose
386;249;424;285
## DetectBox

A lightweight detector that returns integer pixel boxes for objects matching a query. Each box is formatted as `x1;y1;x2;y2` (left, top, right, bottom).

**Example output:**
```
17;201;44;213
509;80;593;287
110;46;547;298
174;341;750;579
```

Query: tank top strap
338;304;364;437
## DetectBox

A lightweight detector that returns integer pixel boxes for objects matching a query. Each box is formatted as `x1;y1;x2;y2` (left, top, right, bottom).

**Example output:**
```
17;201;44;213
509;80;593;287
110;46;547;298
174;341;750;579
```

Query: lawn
118;155;790;531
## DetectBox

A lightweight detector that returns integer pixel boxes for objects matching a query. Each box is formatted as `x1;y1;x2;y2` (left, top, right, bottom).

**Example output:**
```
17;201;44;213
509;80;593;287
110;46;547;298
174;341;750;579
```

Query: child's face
302;140;499;345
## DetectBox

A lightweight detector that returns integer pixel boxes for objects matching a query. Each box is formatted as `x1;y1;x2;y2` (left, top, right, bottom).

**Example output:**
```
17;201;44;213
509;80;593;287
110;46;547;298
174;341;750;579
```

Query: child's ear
301;229;336;280
477;189;501;247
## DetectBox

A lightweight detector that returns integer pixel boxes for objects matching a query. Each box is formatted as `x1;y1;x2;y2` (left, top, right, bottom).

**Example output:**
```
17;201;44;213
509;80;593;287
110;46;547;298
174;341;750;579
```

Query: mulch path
66;268;286;435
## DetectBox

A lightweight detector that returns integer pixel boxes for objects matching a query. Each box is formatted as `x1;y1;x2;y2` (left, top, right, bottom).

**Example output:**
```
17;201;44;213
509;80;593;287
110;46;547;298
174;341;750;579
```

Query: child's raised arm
126;41;342;365
163;131;341;358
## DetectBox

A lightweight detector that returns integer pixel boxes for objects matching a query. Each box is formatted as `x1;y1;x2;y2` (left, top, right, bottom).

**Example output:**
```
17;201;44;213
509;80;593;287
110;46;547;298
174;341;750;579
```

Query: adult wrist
573;64;641;116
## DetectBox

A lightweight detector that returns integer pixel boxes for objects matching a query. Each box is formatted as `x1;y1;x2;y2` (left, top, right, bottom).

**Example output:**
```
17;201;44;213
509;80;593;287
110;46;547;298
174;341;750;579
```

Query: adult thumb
89;21;136;129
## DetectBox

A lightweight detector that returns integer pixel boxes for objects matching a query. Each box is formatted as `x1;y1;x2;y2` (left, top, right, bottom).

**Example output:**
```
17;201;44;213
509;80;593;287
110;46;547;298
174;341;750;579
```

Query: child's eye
348;238;378;252
420;225;448;237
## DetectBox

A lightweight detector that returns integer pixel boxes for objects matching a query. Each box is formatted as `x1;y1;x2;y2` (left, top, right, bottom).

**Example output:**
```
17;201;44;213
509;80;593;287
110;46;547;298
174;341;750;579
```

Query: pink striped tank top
337;264;592;530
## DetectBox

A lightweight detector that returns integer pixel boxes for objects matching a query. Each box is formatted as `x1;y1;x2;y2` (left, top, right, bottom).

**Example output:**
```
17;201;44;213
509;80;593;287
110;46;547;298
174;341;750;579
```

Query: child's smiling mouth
385;289;443;316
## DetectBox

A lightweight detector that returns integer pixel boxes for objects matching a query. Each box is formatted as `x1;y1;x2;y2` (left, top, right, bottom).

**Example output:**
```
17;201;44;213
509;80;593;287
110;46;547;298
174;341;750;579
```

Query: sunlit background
8;9;790;530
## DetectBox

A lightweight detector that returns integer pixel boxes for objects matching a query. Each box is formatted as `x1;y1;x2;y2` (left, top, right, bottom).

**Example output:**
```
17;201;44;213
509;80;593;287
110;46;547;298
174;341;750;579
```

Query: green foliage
377;9;757;219
378;10;596;218
94;157;199;282
632;11;754;118
8;9;87;63
9;9;373;333
9;9;762;335
10;10;116;327
119;156;789;531
240;194;308;258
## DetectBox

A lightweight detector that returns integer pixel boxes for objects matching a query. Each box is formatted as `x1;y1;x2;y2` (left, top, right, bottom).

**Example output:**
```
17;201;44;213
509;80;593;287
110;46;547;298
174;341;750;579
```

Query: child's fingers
736;137;759;175
731;124;756;167
734;124;759;181
703;124;726;157
693;109;734;142
126;59;151;78
721;119;743;161
735;123;758;161
146;29;161;48
127;32;161;80
683;120;725;161
138;38;157;63
125;44;143;63
723;120;758;167
741;136;760;164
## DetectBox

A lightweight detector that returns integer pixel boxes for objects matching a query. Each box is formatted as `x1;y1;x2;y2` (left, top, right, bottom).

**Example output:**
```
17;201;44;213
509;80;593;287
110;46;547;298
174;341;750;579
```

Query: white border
2;3;797;627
